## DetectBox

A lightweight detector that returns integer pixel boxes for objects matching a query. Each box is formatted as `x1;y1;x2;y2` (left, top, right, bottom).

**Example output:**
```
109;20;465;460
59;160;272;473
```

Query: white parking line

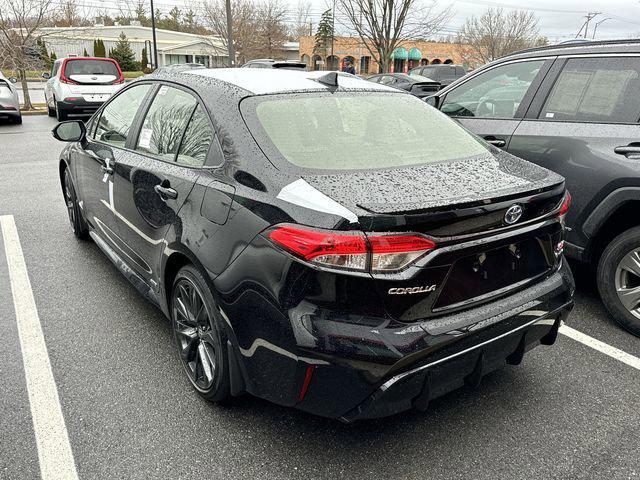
0;215;79;480
559;324;640;371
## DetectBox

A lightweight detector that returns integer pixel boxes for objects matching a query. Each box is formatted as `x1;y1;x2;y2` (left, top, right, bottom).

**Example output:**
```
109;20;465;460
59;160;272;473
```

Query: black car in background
367;73;440;98
426;39;640;336
241;59;307;70
52;69;573;421
410;64;466;89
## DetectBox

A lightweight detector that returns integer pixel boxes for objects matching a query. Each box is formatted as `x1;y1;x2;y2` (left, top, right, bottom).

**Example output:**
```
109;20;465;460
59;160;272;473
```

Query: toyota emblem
504;205;523;225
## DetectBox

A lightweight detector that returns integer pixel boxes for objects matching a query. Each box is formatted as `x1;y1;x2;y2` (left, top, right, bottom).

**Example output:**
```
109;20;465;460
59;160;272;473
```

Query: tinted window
136;86;197;161
540;57;640;123
441;60;545;118
95;84;152;147
177;105;214;167
52;62;61;77
247;93;487;170
65;59;118;77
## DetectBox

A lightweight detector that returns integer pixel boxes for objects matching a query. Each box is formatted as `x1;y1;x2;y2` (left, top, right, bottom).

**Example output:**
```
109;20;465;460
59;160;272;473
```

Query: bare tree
57;0;83;27
291;0;312;38
201;0;289;65
456;8;545;65
0;0;55;110
336;0;452;73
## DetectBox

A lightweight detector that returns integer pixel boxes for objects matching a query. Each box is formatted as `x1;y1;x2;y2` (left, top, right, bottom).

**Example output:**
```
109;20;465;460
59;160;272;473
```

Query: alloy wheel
172;278;218;391
614;248;640;320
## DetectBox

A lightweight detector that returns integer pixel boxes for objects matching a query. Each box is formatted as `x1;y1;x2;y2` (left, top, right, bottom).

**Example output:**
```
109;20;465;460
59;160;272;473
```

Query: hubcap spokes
615;248;640;319
173;280;216;390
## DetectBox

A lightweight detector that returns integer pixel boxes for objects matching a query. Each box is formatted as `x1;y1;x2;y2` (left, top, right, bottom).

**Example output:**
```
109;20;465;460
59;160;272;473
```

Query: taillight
60;75;77;85
558;191;571;218
267;225;436;273
113;77;125;85
368;234;436;271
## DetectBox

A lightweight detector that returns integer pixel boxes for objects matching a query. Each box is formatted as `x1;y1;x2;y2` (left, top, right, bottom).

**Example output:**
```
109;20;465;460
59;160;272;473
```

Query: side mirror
41;72;51;79
8;76;17;84
424;95;440;108
52;120;86;142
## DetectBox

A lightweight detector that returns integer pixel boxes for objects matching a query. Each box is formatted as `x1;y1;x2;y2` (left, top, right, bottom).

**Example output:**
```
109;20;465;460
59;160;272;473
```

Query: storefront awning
408;48;422;60
391;47;408;60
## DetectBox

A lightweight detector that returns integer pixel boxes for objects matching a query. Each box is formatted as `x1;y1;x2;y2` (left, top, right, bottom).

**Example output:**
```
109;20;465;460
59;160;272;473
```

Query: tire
62;168;89;240
47;104;56;117
12;115;22;125
171;265;232;403
56;101;68;121
597;227;640;336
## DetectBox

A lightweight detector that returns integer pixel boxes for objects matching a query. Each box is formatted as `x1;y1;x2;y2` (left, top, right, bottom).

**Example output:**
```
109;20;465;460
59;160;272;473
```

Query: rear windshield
65;60;118;77
243;93;487;171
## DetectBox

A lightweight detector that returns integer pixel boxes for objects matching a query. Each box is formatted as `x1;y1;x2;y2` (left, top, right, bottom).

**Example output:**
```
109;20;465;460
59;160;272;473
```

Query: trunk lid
303;150;565;321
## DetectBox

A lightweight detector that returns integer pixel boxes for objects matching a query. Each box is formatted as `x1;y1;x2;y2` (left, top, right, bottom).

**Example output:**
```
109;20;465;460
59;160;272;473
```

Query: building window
195;55;210;67
360;56;370;74
301;54;310;69
166;54;189;65
312;54;322;70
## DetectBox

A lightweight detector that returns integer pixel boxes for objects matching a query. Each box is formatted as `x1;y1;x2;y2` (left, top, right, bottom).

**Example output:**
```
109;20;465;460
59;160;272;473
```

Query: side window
95;84;151;148
51;62;60;78
379;76;395;85
135;86;197;161
177;105;214;167
440;60;545;119
540;57;640;123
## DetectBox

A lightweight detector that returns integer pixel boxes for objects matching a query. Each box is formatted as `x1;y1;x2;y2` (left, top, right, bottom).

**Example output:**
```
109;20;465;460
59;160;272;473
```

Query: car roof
501;38;640;61
181;68;399;95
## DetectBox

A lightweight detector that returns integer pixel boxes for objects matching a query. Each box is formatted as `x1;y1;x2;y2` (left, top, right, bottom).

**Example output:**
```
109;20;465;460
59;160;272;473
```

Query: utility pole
592;18;611;39
225;0;236;67
150;0;158;68
583;12;601;39
329;0;335;71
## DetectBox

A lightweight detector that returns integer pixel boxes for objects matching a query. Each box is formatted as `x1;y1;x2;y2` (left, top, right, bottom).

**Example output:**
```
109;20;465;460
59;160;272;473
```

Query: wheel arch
584;188;640;264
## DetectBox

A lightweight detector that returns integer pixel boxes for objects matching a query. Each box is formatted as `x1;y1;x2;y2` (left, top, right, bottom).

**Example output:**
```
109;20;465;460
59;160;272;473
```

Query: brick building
298;36;470;74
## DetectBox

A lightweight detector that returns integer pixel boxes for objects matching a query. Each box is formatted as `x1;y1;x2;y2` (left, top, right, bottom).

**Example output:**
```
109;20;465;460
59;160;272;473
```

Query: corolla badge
388;285;437;295
504;204;523;225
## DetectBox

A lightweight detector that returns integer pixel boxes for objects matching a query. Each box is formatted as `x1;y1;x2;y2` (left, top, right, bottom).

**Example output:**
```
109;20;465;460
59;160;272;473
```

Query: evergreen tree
141;47;149;69
314;9;334;55
50;52;57;62
94;39;106;57
83;47;88;56
36;38;52;69
109;32;137;71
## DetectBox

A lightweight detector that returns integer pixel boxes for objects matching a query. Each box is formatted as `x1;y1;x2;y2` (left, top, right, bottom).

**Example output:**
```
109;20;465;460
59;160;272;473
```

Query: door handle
614;144;640;159
484;136;506;148
154;184;178;200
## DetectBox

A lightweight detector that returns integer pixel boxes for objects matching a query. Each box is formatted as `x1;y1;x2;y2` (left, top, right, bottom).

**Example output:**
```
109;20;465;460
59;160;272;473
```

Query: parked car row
426;39;640;336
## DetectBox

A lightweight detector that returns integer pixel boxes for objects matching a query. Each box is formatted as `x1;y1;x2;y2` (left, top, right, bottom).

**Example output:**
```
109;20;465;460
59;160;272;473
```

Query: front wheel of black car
597;228;640;337
63;169;89;240
171;265;231;402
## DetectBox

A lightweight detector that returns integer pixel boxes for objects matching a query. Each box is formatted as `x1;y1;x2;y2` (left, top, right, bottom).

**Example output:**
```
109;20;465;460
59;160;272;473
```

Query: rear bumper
57;98;103;115
339;304;571;422
218;249;575;420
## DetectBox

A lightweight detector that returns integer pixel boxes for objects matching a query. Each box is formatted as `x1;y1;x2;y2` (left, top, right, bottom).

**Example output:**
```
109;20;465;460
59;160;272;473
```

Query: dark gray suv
427;40;640;336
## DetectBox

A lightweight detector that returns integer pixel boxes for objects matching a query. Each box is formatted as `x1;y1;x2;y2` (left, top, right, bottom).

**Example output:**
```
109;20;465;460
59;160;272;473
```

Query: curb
21;110;48;116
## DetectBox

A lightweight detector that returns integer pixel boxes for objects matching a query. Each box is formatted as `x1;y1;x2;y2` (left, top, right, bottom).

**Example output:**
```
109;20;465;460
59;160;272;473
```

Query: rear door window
441;60;545;118
135;85;198;162
540;57;640;123
95;84;152;148
176;105;214;167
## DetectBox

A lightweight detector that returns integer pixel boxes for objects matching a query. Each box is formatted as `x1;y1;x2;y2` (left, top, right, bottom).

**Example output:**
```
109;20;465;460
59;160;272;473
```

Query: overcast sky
102;0;640;42
287;0;640;42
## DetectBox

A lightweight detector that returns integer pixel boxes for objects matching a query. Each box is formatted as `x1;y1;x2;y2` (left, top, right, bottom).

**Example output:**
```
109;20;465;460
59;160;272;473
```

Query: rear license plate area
432;237;552;311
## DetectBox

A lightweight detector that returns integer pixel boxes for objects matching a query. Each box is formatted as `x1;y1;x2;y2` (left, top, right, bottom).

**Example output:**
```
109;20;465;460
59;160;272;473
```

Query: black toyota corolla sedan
52;68;574;421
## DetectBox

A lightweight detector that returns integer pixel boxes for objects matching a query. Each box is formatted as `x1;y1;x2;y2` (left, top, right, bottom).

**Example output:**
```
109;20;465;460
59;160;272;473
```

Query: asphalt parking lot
0;115;638;480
